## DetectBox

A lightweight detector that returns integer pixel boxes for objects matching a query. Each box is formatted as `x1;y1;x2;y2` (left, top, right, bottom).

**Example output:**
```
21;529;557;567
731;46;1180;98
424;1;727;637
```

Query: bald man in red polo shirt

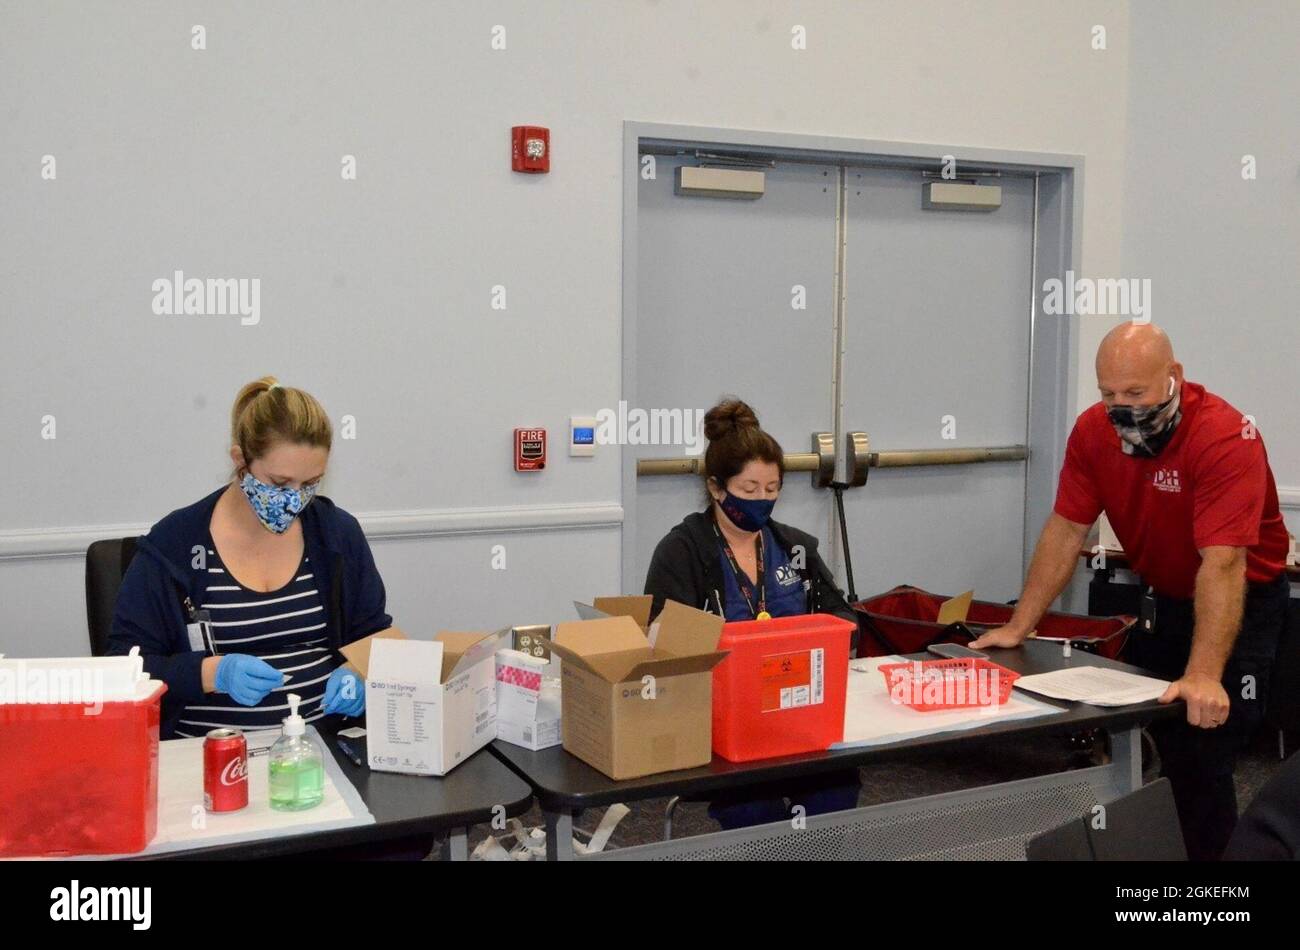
973;322;1290;861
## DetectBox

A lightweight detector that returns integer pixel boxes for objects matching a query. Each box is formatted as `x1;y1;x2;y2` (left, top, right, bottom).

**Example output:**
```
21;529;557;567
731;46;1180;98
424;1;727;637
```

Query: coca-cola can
204;728;248;812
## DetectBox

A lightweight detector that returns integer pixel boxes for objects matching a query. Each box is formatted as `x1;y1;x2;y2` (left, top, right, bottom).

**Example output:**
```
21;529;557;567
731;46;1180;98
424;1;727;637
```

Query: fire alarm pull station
511;126;550;173
514;428;546;471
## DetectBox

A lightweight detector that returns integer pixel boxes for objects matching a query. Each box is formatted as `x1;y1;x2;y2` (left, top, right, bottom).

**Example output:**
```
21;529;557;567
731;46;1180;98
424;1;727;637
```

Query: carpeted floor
435;726;1292;860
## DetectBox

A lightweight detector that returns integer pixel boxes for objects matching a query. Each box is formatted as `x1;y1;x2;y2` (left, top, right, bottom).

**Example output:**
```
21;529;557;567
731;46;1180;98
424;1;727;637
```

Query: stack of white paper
1013;666;1169;707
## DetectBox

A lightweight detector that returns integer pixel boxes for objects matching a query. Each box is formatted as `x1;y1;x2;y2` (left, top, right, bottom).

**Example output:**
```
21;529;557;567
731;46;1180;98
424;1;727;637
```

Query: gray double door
632;156;1036;605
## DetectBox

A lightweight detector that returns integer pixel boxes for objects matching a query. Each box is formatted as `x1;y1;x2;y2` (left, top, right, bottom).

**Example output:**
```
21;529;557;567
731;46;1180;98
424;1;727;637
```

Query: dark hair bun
704;398;760;443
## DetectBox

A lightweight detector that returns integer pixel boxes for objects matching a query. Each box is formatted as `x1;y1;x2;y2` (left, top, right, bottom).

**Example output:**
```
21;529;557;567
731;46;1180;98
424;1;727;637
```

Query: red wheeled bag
853;584;1134;660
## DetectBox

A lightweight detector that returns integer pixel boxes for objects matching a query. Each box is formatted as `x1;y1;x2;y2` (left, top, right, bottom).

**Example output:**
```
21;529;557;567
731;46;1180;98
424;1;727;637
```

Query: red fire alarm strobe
512;126;550;173
514;428;546;471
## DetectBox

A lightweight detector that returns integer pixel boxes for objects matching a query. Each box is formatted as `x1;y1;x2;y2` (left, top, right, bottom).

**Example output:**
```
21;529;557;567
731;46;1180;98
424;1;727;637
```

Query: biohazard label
760;648;824;712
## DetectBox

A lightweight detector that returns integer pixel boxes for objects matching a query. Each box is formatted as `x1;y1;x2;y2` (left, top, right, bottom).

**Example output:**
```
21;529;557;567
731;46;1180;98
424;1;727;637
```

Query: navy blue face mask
717;491;776;533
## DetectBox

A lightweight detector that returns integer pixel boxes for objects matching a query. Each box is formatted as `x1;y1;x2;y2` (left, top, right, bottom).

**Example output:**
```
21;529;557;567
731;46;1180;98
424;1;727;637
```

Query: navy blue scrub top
718;525;807;622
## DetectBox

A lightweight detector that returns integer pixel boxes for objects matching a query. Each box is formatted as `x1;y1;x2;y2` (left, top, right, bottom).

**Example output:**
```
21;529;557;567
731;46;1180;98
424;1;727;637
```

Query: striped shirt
174;540;334;738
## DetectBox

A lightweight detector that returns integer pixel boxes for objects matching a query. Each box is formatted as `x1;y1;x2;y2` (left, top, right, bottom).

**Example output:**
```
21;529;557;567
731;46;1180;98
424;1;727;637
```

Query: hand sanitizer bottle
269;693;324;811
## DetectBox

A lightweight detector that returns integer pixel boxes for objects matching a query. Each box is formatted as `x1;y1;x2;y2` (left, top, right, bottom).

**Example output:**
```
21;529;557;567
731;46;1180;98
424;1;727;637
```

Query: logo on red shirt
1152;468;1181;493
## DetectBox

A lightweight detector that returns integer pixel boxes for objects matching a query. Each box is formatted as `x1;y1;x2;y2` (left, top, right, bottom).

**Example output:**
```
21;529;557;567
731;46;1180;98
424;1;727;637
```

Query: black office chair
85;537;139;656
1026;778;1186;861
1224;750;1300;860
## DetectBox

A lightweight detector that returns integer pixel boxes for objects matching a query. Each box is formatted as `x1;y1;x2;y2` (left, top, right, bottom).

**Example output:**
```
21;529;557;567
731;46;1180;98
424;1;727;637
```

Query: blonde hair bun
230;376;332;472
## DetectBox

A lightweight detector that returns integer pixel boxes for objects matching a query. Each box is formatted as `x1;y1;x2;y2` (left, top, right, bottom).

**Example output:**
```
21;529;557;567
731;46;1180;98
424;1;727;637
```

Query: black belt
1138;571;1288;635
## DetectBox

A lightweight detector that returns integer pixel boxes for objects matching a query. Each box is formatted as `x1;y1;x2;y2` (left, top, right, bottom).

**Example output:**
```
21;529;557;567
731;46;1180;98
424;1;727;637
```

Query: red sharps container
204;728;249;812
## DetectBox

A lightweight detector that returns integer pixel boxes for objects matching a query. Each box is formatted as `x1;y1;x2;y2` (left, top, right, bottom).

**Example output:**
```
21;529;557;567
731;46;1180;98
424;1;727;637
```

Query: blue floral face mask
240;472;318;534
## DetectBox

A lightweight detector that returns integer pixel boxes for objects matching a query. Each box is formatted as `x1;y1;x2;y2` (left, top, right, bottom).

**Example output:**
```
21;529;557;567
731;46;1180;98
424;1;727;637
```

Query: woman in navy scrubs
108;376;391;740
644;399;862;829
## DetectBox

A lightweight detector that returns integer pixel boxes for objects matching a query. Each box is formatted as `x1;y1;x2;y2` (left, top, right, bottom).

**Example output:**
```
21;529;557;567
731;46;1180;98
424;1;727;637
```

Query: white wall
1120;0;1299;506
2;0;1152;655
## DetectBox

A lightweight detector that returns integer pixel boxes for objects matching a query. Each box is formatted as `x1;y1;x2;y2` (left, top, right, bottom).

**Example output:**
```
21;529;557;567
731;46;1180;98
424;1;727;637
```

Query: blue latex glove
214;654;284;706
322;666;365;717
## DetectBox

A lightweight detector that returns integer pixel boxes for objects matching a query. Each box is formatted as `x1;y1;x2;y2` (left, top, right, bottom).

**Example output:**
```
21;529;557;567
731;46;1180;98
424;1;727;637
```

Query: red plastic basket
854;585;1134;660
878;657;1019;712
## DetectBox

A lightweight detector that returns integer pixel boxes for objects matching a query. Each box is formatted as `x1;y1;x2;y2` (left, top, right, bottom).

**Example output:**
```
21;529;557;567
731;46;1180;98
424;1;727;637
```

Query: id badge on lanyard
184;596;218;655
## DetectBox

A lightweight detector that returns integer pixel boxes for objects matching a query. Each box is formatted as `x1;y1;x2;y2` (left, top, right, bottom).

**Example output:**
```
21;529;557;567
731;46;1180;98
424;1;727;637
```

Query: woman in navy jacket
644;399;861;830
108;377;395;740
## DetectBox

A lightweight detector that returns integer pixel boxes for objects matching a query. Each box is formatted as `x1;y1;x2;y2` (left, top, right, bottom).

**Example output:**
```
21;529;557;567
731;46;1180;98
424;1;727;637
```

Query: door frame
621;120;1084;593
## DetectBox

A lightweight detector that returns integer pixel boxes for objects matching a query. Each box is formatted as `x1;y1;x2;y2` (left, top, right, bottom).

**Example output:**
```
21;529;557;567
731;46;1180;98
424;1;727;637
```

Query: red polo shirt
1054;382;1288;599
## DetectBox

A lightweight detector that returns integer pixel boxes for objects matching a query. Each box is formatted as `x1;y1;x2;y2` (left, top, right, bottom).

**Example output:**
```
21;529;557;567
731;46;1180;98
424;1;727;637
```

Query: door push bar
635;433;1028;488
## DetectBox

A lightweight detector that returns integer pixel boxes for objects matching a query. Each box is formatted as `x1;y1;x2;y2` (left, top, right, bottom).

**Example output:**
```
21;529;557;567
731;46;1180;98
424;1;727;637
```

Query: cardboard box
495;645;562;751
340;628;505;776
551;597;727;780
574;596;654;627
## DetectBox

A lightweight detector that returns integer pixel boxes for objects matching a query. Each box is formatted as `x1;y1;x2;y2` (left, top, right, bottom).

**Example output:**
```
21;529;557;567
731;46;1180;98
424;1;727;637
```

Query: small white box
350;630;504;776
495;648;562;751
570;416;597;457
